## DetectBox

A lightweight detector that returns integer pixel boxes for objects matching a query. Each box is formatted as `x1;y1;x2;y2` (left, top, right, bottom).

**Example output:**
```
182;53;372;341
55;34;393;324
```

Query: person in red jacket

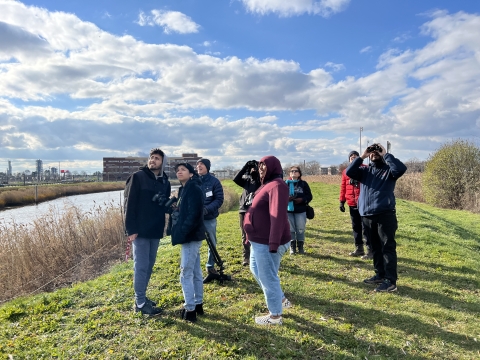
339;150;372;259
243;155;291;325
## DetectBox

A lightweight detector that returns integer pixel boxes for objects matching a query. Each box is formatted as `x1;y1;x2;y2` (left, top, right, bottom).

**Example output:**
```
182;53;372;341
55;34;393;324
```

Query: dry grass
303;174;342;185
0;183;125;209
0;184;239;303
0;201;126;303
395;172;425;203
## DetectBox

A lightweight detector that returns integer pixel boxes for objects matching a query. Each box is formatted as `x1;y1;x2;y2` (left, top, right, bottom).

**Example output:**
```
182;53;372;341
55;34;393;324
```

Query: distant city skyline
1;0;480;171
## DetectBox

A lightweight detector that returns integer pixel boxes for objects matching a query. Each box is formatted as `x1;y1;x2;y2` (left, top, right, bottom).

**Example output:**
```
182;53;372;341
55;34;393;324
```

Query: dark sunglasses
290;170;299;173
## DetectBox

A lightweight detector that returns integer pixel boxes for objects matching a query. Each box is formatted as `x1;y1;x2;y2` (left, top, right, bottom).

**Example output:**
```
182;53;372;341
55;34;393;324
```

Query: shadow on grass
280;254;480;314
404;202;480;244
287;293;479;355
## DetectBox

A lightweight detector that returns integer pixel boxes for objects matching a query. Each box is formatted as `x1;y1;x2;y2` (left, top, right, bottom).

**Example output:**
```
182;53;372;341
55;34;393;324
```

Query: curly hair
149;148;165;158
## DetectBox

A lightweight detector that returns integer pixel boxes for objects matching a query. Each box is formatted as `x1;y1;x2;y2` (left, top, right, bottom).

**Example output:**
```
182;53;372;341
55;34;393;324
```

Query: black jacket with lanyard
124;166;171;239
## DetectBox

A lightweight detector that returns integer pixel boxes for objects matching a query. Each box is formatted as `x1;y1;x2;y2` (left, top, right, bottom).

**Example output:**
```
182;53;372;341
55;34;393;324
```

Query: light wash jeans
180;240;204;311
249;241;291;316
288;212;307;242
204;218;218;269
133;237;160;306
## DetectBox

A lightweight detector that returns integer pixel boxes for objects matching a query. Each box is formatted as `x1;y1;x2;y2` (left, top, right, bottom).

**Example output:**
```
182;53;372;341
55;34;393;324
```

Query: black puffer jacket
170;175;206;246
124;166;171;238
233;162;261;213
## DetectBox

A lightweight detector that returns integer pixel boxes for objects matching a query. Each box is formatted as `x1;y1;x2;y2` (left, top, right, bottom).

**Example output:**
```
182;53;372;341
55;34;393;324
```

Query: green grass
1;181;479;359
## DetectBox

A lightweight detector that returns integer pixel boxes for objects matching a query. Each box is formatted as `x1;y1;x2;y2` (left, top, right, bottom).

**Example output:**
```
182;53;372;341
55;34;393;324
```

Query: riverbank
0;181;479;358
0;182;126;210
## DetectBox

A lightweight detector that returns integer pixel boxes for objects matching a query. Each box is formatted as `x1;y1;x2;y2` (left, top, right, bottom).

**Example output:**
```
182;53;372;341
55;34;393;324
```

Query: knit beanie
197;158;211;172
348;151;360;160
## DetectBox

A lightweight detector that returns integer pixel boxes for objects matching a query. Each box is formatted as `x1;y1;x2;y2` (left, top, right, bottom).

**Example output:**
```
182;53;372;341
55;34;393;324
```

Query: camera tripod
204;232;231;284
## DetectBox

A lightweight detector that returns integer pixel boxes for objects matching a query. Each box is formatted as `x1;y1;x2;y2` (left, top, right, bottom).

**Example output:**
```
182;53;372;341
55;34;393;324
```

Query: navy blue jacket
199;172;224;220
346;153;407;216
124;166;171;238
170;176;206;246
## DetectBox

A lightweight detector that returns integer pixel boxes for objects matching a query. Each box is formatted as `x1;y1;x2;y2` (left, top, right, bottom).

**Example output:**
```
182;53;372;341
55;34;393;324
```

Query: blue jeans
249;241;290;316
133;237;160;305
180;240;204;311
204;218;217;269
288;212;306;242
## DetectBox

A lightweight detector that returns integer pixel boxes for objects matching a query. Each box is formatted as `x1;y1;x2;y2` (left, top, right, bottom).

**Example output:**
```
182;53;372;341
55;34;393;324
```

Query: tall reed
0;201;125;303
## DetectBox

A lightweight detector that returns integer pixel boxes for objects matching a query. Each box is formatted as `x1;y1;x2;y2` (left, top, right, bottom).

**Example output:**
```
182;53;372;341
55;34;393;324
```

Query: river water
0;187;179;228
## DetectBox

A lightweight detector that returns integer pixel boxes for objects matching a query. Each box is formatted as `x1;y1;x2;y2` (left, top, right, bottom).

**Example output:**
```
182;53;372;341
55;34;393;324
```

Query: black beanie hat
197;158;211;172
348;151;360;160
175;162;196;174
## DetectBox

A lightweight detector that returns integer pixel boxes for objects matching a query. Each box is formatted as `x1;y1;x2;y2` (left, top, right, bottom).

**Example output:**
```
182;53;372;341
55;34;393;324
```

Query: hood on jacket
259;155;283;184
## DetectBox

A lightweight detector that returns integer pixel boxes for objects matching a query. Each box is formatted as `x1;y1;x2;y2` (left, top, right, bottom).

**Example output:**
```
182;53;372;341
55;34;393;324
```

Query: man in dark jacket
196;158;224;283
124;148;171;315
233;160;261;266
346;143;406;293
339;150;371;258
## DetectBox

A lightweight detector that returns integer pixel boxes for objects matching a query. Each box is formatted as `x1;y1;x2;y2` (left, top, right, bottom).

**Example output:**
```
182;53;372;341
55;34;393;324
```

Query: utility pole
359;127;363;153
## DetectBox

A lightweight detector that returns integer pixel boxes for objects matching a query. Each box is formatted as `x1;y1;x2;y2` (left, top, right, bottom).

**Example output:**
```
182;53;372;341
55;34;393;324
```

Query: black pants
239;212;250;259
349;206;368;247
362;211;398;283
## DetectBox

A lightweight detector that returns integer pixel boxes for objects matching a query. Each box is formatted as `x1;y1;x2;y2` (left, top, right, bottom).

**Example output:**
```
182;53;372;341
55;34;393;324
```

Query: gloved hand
339;202;345;212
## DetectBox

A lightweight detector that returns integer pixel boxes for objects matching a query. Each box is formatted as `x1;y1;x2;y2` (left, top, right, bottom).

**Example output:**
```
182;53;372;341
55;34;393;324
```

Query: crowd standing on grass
346;143;407;293
124;148;170;316
339;150;373;259
196;158;225;284
124;143;406;323
168;163;206;323
286;165;313;255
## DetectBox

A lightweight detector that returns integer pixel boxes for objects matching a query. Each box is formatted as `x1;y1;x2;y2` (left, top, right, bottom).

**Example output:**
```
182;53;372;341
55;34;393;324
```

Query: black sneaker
135;301;163;316
146;297;157;307
363;274;384;284
349;246;365;257
374;280;397;292
180;308;197;322
195;303;204;315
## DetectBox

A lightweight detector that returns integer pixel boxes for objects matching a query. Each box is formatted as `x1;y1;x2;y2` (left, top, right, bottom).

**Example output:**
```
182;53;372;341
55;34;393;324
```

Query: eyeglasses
290;170;299;173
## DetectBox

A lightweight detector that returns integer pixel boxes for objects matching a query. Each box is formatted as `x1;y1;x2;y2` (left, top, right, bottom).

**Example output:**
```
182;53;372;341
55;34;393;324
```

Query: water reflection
0;187;179;228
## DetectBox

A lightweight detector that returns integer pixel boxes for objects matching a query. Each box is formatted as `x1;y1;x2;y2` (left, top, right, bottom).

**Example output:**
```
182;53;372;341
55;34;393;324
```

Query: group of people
123;143;406;325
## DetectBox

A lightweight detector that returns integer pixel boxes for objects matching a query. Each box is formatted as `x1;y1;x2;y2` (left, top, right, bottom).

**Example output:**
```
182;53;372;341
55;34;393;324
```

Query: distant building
320;166;338;175
103;153;203;181
36;160;43;181
7;160;12;177
215;169;236;179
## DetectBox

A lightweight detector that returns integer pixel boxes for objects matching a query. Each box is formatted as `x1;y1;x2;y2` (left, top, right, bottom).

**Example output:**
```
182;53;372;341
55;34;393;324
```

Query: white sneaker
282;298;292;309
255;314;282;325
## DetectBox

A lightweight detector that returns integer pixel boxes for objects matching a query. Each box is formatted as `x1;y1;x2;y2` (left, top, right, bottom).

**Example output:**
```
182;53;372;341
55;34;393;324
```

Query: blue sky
1;0;480;173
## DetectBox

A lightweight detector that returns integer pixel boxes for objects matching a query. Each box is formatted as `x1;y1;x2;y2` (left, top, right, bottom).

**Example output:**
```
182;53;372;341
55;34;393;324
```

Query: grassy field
0;181;479;359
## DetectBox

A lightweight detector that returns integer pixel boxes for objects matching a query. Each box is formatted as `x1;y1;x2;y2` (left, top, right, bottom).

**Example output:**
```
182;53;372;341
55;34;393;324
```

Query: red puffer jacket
339;166;366;207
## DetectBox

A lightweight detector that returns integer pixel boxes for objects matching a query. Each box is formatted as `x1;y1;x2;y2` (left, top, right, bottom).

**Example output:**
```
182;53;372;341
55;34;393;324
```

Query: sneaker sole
375;287;397;293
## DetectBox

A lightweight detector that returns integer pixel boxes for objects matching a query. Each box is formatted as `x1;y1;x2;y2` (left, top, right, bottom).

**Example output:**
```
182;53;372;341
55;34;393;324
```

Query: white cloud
324;62;345;72
360;46;372;53
0;1;480;170
136;9;200;34
241;0;351;17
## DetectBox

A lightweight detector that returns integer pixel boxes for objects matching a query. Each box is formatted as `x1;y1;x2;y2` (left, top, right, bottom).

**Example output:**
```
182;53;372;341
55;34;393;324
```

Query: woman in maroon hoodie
243;155;291;325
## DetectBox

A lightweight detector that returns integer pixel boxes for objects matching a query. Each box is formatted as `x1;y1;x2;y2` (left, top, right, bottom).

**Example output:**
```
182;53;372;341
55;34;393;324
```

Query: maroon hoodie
243;156;290;252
